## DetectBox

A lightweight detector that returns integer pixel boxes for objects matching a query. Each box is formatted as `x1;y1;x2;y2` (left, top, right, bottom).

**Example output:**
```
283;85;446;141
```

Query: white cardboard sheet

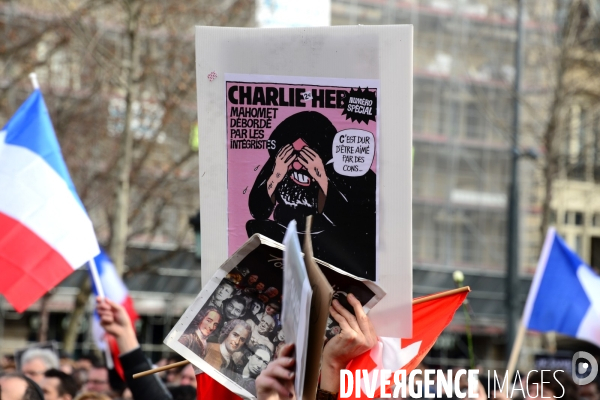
196;25;412;337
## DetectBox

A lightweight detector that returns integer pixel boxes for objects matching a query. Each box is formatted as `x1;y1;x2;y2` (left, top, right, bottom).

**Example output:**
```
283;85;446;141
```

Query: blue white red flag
0;89;99;312
523;228;600;347
90;249;138;377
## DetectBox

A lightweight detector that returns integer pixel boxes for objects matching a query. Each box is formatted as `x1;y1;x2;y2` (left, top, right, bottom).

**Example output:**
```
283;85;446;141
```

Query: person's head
264;287;279;298
194;306;222;338
265;302;280;316
526;370;578;400
247;345;272;377
83;365;110;395
41;369;78;400
165;362;186;384
177;364;197;388
75;354;99;371
275;327;285;343
255;282;265;292
1;354;16;373
20;348;60;383
219;319;252;354
168;385;197;400
251;300;264;316
251;300;264;315
214;281;235;301
257;315;275;336
247;274;259;285
73;394;111;400
0;372;44;400
224;296;246;320
226;272;242;285
580;380;600;400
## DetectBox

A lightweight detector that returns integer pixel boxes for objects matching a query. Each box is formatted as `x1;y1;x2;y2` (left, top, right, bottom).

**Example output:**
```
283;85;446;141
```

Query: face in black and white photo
215;282;235;302
224;297;246;321
256;315;275;336
246;347;271;377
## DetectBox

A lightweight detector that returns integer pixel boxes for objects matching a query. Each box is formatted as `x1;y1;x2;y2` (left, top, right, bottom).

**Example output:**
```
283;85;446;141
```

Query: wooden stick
133;360;190;379
412;286;471;305
133;286;471;379
504;320;527;396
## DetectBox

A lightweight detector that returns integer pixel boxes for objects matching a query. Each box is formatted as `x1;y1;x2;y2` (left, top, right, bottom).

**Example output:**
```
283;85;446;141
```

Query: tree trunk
109;0;141;276
38;293;51;343
63;278;92;354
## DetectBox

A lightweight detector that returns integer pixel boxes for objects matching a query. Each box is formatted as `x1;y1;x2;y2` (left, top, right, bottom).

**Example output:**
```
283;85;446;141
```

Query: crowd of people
1;291;598;400
0;339;198;400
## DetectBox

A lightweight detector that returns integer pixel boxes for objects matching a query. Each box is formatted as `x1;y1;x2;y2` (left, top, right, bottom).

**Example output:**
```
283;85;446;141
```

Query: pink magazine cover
225;74;379;281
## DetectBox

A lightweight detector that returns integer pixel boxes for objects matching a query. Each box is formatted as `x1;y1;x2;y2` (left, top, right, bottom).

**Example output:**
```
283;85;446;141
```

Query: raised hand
320;293;377;393
268;144;295;198
297;147;328;195
256;343;296;400
96;297;139;353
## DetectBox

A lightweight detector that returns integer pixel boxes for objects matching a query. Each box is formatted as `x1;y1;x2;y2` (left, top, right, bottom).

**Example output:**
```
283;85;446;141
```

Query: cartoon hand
298;147;328;195
268;144;294;198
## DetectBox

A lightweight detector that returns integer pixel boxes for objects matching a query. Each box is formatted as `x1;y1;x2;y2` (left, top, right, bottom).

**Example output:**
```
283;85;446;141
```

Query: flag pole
412;286;470;305
28;73;40;90
132;286;472;379
504;320;526;396
89;258;114;369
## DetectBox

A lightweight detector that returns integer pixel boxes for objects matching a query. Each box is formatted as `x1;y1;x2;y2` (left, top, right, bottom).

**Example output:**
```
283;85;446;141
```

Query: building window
565;211;585;225
593;213;600;227
576;234;583;255
575;212;584;226
549;210;557;224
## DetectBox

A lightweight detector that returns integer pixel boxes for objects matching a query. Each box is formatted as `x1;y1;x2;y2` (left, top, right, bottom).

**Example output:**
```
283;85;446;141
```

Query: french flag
90;249;139;377
0;88;99;312
523;228;600;347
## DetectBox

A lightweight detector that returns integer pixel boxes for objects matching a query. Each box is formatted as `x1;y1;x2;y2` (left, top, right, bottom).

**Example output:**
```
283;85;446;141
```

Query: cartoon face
224;325;250;353
288;139;312;186
199;311;221;337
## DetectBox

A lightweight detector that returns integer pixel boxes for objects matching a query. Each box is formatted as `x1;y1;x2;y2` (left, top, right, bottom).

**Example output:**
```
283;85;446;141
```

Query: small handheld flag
523;228;600;347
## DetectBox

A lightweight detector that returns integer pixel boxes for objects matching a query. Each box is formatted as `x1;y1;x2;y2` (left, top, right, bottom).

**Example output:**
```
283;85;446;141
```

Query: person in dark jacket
96;298;174;400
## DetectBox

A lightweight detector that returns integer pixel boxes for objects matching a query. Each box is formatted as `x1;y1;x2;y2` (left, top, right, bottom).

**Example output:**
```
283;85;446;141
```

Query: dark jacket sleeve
120;347;173;400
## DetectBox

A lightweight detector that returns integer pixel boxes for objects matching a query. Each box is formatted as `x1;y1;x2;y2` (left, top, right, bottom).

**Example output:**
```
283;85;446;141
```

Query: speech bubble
327;129;375;177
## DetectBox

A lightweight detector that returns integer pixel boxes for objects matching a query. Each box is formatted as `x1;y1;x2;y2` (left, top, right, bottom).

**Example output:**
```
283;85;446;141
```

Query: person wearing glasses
236;344;272;396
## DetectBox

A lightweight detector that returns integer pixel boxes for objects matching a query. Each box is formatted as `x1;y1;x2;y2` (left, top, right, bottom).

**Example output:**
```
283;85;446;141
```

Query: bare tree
0;0;255;352
537;0;600;238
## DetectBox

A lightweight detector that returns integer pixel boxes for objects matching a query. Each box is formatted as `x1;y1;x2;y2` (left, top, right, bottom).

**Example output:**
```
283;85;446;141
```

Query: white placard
196;25;412;338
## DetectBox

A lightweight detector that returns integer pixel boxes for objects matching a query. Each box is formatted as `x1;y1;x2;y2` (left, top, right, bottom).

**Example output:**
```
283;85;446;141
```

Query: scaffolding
332;0;556;274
